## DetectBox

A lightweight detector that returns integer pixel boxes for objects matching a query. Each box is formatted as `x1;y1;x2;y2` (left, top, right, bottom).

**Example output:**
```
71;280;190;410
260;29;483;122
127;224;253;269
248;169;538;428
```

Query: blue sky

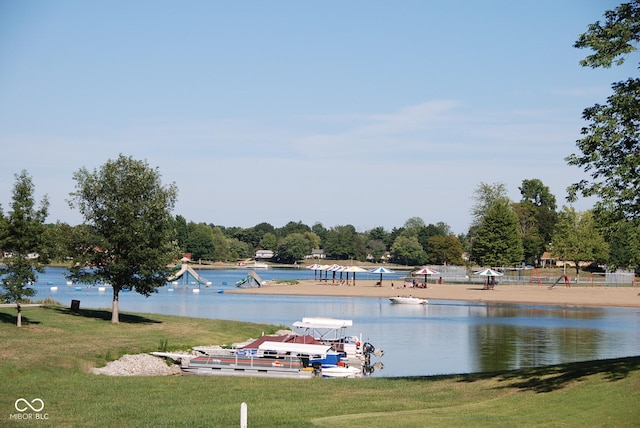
0;1;635;234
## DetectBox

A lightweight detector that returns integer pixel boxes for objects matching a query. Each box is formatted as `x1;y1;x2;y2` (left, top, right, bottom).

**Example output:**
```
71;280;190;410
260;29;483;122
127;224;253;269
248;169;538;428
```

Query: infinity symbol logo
15;398;45;412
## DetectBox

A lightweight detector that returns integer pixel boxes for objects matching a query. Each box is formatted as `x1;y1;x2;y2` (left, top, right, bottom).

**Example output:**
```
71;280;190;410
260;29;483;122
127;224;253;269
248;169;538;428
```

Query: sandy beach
227;279;640;309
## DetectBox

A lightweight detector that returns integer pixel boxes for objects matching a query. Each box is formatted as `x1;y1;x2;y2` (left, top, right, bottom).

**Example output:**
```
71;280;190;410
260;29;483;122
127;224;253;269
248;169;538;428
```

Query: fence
427;266;637;287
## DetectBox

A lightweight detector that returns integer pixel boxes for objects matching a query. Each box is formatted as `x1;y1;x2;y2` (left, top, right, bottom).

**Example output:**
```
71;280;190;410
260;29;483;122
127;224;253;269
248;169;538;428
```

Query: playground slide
168;265;210;285
548;275;565;289
236;271;265;288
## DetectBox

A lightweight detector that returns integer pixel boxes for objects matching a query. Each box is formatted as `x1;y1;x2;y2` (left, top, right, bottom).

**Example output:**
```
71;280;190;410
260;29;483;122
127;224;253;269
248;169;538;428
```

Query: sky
0;1;635;235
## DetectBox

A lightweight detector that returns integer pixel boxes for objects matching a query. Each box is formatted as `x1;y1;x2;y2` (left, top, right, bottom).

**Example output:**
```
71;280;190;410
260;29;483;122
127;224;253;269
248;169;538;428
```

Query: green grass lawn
2;304;639;427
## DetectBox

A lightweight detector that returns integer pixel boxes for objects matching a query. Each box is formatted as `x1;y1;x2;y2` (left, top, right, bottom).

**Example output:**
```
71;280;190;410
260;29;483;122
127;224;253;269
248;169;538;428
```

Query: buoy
50;286;58;292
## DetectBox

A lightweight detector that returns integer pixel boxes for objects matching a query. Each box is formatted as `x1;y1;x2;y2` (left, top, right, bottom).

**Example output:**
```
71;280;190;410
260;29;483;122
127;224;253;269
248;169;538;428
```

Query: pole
240;402;247;428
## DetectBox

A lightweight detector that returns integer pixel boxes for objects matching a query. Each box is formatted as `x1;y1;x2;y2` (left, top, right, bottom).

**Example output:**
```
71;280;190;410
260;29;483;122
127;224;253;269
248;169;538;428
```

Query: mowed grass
1;305;639;428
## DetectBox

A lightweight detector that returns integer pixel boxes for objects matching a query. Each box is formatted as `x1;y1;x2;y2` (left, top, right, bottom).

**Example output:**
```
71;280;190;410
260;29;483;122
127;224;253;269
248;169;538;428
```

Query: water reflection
24;268;640;377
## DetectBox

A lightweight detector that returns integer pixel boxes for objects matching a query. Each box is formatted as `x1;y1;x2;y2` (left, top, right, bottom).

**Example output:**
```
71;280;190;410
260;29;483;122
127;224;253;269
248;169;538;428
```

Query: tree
471;199;524;267
67;155;179;323
469;182;522;266
259;232;277;250
470;182;509;227
551;207;609;278
425;235;464;266
366;239;387;263
515;178;558;266
0;171;49;326
324;225;357;260
276;233;312;263
390;235;426;266
185;222;215;260
605;217;640;269
567;1;640;222
211;227;230;262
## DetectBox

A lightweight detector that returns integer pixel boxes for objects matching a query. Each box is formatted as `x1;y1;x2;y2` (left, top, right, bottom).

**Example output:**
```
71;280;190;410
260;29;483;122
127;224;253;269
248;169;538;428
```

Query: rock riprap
92;353;182;376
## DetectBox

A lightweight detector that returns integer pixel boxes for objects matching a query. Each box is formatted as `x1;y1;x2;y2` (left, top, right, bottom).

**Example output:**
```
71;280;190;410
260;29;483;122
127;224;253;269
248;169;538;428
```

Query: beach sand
227;279;640;308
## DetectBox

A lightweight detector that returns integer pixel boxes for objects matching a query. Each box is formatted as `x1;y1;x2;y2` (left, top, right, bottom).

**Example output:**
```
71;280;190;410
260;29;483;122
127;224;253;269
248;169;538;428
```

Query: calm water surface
30;268;640;377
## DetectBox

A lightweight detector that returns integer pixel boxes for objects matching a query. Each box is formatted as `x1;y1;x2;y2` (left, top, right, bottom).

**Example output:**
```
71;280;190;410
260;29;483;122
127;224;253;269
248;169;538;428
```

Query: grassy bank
2;305;639;427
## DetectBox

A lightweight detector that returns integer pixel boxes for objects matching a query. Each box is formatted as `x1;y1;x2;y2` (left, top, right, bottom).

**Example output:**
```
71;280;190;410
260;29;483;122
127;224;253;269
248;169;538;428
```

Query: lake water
29;267;640;377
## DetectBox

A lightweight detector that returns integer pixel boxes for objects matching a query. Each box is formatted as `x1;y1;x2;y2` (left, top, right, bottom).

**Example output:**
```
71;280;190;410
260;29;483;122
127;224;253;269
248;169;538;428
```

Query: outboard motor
362;342;375;356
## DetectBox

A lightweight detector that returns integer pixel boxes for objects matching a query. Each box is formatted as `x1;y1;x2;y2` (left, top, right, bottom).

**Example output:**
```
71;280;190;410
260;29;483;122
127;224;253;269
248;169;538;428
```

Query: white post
240;402;247;428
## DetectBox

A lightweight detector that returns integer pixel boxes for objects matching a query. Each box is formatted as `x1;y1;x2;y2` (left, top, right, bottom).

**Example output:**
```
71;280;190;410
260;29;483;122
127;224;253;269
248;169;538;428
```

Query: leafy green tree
324;225;357;260
211;227;230;262
227;238;250;261
276;233;312;263
425;235;464;266
471;199;524;267
390;235;426;266
303;231;321;252
567;1;640;223
0;171;49;326
259;232;277;250
186;222;215;260
403;216;426;231
311;222;328;248
67;155;179;323
470;182;509;227
366;239;387;263
173;215;189;252
606;218;640;270
277;221;311;238
417;222;450;254
514;178;558;266
512;202;543;266
551;207;610;278
367;226;389;243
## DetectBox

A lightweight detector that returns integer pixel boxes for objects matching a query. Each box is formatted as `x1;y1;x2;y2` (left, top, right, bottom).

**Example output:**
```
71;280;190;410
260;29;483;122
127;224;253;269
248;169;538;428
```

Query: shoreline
227;279;640;309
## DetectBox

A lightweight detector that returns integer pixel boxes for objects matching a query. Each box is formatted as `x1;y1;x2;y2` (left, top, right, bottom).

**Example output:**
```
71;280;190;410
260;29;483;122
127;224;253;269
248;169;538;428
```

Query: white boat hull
389;297;428;305
321;365;361;378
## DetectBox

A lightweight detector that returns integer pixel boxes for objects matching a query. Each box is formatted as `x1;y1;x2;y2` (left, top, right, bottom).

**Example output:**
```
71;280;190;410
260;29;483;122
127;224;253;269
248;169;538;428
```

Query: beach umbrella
327;264;342;283
306;263;322;280
343;266;368;285
413;267;440;283
369;266;395;286
473;268;504;277
473;268;504;289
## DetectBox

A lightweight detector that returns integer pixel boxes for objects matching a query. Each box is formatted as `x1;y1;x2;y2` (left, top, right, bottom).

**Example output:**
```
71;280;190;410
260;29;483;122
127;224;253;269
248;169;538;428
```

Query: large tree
566;1;640;222
67;155;179;323
515;178;558;265
471;199;524;267
0;171;49;326
551;207;609;278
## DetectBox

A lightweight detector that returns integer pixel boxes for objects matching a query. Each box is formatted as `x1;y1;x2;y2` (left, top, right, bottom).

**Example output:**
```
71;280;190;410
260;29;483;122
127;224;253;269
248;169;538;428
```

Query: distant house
540;252;557;268
255;250;274;259
305;249;326;259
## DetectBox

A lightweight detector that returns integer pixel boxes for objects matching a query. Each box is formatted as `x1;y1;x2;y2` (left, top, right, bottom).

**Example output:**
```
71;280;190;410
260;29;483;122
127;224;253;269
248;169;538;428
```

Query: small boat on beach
389;296;428;305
